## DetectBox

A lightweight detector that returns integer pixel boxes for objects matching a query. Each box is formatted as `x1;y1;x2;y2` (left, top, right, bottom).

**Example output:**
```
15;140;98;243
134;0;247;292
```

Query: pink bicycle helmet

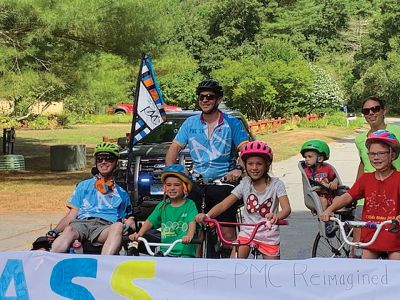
240;141;273;162
366;129;400;159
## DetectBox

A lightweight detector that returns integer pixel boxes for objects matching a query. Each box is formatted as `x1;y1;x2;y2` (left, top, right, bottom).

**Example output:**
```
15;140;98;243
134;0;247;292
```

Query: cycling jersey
174;111;249;180
68;177;131;223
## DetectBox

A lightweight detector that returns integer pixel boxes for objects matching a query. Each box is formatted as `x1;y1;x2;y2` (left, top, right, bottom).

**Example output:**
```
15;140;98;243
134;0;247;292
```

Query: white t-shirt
231;176;287;245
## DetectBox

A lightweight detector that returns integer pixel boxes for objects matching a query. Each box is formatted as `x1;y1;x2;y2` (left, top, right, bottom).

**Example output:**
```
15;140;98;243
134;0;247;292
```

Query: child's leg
231;245;250;258
388;251;400;260
320;195;328;211
361;249;380;259
262;254;280;260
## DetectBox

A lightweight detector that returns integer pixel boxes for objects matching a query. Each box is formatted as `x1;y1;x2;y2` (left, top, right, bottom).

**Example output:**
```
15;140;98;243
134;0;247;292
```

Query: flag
129;54;166;147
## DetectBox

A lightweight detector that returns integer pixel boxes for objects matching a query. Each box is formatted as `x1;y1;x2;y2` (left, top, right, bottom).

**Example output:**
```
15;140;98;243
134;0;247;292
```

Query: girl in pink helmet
196;141;291;259
320;130;400;259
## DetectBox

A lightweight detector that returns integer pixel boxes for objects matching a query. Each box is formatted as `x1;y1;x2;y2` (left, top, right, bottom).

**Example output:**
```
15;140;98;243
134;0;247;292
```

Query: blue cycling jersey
68;177;131;223
174;111;249;180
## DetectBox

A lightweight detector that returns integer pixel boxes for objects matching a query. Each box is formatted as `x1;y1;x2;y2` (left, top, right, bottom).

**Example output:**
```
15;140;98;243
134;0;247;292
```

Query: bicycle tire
312;230;351;258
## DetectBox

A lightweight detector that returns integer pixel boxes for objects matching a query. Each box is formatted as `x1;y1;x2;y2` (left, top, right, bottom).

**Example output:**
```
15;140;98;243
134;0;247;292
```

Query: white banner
1;251;400;300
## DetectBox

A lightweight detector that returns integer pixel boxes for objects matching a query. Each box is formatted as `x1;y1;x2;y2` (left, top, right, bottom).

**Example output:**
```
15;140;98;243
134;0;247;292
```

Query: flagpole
126;53;146;199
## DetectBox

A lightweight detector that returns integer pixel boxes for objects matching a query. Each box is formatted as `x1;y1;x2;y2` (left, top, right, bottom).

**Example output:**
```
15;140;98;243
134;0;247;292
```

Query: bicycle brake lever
388;220;399;233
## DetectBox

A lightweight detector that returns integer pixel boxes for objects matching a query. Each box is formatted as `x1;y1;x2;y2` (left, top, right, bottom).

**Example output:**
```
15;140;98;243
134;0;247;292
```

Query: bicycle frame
330;217;399;248
204;218;288;258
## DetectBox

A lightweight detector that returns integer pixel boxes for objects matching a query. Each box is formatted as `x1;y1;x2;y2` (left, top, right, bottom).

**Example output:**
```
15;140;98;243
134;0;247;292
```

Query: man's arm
46;207;78;239
165;141;183;165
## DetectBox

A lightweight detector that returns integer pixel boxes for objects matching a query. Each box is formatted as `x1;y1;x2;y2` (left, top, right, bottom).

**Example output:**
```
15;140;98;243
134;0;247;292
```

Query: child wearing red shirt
321;130;400;259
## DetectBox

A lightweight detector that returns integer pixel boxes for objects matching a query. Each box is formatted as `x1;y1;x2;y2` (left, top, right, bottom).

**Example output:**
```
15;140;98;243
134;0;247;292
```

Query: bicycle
203;217;288;258
191;174;237;258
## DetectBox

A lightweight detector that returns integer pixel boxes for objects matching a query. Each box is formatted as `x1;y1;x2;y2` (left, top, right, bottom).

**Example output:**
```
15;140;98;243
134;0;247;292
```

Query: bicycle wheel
312;230;351;258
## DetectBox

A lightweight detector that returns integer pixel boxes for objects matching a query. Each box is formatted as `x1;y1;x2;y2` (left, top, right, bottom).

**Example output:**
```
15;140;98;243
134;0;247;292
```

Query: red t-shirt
347;171;400;252
305;164;336;201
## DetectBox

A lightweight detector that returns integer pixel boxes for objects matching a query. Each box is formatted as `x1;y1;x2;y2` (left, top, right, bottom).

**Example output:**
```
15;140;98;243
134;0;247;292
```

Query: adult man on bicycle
47;142;135;255
165;79;250;257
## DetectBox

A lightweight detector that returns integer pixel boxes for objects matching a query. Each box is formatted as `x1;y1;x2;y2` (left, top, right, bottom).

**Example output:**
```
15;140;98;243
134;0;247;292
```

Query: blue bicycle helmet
161;164;193;192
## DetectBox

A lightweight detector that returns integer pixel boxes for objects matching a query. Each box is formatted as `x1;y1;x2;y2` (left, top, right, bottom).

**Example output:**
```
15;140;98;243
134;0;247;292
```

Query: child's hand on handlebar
265;213;279;226
129;232;141;241
195;213;207;223
181;235;193;244
319;210;333;222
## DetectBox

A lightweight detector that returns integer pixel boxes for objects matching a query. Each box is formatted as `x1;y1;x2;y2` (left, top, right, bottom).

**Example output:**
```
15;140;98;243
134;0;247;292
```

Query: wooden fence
248;114;319;134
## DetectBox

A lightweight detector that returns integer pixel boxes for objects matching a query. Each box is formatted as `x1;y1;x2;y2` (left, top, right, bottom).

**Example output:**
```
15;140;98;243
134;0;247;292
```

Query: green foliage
0;116;20;129
307;64;345;114
212;40;314;119
1;0;398;121
155;44;202;108
298;112;363;128
351;0;400;114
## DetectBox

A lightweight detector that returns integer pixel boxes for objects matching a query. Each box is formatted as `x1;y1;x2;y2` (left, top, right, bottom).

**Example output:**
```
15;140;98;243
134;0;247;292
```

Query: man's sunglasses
198;94;217;101
95;155;116;163
362;105;381;115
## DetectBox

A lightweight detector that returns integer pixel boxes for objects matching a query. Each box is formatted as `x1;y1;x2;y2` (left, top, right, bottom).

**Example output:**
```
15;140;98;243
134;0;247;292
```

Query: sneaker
325;222;336;238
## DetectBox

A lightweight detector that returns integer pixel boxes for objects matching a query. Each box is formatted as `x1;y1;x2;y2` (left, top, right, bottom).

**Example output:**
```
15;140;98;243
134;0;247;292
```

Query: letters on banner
0;251;399;300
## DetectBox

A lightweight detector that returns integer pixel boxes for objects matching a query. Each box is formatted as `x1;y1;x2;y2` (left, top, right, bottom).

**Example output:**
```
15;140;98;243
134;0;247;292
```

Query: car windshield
139;118;186;144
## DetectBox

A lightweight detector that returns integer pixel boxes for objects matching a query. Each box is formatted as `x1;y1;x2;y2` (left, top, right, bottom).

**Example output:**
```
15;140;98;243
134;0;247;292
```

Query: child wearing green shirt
129;164;197;257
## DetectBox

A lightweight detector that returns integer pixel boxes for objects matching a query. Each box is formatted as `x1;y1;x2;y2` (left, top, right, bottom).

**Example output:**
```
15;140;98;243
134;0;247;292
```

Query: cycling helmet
366;130;400;159
161;164;193;192
240;141;273;162
196;79;223;97
93;142;120;158
300;140;330;161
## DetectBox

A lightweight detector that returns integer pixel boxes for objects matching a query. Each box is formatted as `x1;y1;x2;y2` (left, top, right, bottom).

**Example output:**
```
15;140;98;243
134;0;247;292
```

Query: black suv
115;109;253;220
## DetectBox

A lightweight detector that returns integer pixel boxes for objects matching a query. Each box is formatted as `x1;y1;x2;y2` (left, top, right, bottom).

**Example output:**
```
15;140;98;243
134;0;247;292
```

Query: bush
0;116;20;130
298;112;363;129
55;114;70;127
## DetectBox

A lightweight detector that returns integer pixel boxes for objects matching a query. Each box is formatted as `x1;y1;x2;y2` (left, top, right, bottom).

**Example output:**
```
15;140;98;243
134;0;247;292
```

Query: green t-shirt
354;123;400;206
147;198;198;257
354;123;400;172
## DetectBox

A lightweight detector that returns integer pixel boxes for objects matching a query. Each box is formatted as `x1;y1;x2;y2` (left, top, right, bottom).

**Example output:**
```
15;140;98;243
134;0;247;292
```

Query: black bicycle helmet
196;79;223;97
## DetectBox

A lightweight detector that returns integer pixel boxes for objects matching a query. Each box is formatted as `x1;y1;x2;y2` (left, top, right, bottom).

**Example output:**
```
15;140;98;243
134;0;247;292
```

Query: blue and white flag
129;54;166;147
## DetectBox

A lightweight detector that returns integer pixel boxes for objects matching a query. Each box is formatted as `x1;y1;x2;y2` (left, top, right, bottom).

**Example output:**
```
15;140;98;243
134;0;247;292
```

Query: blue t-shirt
174;111;249;180
68;177;131;223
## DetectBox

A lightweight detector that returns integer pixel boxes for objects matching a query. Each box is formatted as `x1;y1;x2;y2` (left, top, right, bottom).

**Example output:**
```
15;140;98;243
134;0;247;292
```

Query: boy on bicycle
320;130;400;259
129;164;198;257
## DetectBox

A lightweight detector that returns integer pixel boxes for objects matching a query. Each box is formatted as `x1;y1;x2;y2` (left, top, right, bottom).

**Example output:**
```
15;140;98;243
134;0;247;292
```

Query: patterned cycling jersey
67;177;131;223
174;111;249;180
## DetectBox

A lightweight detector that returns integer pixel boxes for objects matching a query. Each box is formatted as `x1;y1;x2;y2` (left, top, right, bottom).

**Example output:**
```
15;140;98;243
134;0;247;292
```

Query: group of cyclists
44;81;400;260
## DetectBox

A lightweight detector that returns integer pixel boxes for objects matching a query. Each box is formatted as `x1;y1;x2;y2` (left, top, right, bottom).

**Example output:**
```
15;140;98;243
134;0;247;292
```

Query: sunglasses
362;105;381;115
95;155;116;163
198;94;217;101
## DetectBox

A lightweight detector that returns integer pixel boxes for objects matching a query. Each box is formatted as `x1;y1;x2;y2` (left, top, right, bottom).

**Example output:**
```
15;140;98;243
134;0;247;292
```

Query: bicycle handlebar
329;217;399;248
203;218;288;246
137;237;200;256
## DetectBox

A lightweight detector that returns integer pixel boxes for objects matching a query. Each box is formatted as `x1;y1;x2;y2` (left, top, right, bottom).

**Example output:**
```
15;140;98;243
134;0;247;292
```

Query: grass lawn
1;124;360;212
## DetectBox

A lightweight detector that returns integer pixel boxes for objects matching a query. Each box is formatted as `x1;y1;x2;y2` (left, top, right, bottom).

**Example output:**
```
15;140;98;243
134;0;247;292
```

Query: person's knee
108;222;124;235
221;227;236;240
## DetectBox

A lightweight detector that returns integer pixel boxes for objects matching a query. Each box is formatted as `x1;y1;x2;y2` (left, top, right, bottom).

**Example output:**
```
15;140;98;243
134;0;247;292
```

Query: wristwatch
234;165;244;172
